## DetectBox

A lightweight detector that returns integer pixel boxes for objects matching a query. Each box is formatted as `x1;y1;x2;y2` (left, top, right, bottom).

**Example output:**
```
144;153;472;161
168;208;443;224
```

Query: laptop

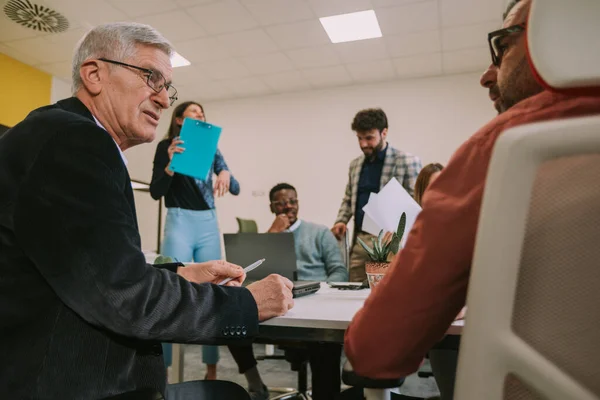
223;233;320;298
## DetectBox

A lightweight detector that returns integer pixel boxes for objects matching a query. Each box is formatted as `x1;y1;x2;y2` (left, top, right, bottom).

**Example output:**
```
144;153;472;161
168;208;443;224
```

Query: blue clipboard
169;118;222;181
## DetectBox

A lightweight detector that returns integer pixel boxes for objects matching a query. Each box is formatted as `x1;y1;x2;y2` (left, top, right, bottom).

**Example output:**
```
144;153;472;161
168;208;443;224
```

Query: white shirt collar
92;115;128;166
286;219;302;232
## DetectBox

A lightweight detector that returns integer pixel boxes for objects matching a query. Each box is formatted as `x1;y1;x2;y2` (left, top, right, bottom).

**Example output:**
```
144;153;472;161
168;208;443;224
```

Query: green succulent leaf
389;233;401;254
358;237;377;260
396;212;407;243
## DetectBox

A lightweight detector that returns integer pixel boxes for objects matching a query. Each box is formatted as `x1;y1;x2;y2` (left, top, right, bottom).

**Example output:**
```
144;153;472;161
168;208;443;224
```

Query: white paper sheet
361;178;422;246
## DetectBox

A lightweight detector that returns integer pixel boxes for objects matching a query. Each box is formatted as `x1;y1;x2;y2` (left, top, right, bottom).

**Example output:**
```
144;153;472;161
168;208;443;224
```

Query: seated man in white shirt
228;183;348;400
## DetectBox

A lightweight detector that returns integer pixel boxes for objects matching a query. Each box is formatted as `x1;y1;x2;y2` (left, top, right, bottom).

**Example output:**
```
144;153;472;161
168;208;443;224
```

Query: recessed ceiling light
319;10;382;44
171;51;191;68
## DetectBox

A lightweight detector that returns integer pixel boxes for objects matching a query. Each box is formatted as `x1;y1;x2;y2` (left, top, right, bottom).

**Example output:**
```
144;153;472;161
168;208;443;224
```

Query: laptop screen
223;233;297;281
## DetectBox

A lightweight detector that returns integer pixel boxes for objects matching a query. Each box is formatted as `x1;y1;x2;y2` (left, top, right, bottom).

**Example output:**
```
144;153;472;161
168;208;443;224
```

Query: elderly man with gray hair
0;22;293;399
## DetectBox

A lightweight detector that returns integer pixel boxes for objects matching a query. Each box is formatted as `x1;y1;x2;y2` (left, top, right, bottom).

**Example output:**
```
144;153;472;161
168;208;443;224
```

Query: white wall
51;77;71;103
125;71;496;251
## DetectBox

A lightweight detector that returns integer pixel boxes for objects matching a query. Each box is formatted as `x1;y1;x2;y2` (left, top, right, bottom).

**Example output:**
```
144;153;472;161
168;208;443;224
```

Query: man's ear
380;128;388;140
270;203;276;214
79;60;103;96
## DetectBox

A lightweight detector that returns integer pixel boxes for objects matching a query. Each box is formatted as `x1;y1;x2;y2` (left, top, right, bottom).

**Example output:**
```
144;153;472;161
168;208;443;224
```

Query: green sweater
292;220;348;282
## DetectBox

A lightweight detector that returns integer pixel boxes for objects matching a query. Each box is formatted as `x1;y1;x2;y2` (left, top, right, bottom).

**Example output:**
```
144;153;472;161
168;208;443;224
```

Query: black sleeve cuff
153;262;184;274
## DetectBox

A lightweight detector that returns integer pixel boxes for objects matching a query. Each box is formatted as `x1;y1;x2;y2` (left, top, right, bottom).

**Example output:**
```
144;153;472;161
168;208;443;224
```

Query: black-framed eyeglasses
98;58;178;106
487;23;526;67
271;199;299;208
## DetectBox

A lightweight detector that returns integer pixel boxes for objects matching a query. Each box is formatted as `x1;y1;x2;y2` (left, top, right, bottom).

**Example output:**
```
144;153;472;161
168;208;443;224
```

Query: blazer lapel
379;146;396;189
351;156;365;215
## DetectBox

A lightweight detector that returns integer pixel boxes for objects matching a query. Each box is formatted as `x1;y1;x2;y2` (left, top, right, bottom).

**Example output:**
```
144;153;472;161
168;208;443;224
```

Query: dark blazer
0;97;258;399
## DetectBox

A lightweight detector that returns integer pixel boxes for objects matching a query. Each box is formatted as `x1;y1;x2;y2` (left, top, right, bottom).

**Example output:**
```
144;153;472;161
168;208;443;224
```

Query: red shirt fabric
344;90;600;379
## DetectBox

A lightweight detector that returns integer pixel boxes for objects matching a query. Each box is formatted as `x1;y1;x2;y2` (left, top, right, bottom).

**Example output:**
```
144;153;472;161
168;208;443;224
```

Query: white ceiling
0;0;505;102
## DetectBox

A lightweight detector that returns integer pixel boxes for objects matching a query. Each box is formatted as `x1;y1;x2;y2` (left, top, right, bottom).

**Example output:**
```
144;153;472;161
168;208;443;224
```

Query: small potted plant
358;212;407;289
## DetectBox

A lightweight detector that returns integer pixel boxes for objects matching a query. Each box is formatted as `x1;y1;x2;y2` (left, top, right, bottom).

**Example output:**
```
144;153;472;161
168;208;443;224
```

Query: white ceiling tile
392;53;442;78
35;61;72;80
371;0;431;7
186;0;258;35
5;36;73;64
134;11;207;42
442;21;498;51
197;58;252;80
442;47;490;74
384;30;441;58
216;29;279;57
178;80;236;102
262;70;310;92
285;45;342;69
265;20;331;50
222;76;273;97
306;0;373;18
334;37;390;64
240;0;315;26
43;0;128;25
174;37;232;64
440;0;504;28
302;65;353;87
43;27;88;44
176;0;221;7
345;59;396;83
0;17;42;41
239;52;294;75
377;1;439;35
107;0;179;18
171;65;214;86
0;43;44;66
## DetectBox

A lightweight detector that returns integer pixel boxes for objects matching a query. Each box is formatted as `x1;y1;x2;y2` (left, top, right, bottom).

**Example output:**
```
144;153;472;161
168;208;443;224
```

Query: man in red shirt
344;0;600;379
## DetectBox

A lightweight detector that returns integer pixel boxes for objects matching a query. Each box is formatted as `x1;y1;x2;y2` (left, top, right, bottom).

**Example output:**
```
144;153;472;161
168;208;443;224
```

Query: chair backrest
526;0;600;95
455;1;600;399
236;217;258;233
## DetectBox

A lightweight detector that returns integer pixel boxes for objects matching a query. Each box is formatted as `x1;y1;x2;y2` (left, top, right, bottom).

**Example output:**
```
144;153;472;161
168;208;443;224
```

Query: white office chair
454;1;600;399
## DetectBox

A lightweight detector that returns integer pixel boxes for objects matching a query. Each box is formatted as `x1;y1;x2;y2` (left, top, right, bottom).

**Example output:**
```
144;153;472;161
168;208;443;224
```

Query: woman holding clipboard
150;101;240;380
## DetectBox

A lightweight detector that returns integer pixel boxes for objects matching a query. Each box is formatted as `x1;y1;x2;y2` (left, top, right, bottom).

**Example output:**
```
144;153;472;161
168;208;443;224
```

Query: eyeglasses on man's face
487;23;526;67
271;199;299;208
98;58;178;106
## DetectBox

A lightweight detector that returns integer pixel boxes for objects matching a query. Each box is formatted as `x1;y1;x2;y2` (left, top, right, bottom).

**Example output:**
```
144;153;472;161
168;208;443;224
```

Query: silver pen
219;258;266;285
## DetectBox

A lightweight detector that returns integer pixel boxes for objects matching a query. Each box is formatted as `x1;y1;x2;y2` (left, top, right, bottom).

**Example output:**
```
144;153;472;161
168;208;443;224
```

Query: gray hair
71;22;173;94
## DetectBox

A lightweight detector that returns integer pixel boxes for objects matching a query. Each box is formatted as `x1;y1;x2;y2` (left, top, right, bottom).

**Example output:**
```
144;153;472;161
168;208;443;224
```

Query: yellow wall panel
0;53;52;128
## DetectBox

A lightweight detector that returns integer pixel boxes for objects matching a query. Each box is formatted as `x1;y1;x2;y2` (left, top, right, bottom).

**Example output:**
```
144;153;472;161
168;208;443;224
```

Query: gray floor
176;344;440;399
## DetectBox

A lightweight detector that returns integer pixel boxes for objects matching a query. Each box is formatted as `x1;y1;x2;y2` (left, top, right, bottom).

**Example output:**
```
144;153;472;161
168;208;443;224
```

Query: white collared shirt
286;219;302;233
92;115;128;166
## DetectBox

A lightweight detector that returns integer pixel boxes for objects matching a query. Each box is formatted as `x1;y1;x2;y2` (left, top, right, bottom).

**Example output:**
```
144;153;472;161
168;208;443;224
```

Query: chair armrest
342;360;405;389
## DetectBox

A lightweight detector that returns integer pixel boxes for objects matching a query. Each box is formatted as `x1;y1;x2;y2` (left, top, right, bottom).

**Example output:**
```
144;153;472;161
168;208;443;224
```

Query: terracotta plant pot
365;262;391;289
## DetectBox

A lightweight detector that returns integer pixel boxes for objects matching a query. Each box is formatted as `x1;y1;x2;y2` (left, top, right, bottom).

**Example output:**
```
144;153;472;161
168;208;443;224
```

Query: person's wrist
165;164;174;176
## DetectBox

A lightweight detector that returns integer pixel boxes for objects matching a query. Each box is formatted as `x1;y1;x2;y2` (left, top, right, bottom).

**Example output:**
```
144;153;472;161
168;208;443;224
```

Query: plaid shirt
335;145;422;225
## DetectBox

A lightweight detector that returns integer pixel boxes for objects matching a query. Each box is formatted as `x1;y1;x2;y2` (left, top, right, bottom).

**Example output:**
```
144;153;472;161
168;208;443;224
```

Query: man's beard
362;138;385;160
498;57;543;113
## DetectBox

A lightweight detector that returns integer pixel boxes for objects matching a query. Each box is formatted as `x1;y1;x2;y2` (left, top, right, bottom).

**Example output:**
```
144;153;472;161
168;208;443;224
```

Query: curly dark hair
351;108;388;133
269;183;296;202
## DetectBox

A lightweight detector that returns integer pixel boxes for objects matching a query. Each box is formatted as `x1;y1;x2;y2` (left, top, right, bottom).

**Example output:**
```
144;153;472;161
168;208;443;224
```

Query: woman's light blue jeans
161;207;222;367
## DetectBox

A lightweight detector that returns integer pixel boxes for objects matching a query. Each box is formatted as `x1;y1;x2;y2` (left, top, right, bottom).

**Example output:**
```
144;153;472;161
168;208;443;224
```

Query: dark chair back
236;217;258;233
